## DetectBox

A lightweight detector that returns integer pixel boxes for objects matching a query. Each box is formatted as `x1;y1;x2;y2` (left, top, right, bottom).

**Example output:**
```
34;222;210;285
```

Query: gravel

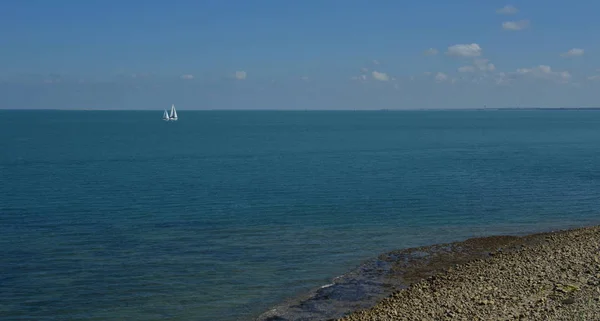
340;226;600;321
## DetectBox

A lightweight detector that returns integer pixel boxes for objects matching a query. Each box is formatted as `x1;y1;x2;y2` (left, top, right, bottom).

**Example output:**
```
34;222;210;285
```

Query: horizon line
2;107;600;111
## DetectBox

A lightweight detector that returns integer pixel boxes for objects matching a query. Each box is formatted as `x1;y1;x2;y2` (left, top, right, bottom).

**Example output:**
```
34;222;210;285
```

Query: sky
1;0;600;110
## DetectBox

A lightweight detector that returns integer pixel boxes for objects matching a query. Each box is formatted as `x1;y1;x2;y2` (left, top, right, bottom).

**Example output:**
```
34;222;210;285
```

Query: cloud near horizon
502;20;530;31
234;71;247;80
434;72;448;82
514;65;571;83
447;44;482;57
372;71;390;81
560;48;584;57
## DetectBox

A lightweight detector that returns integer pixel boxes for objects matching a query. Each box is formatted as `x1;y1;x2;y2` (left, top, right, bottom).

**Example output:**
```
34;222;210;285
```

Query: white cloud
458;66;476;73
474;59;496;72
447;43;482;57
588;75;600;81
495;72;509;85
360;67;369;73
434;72;448;82
373;60;380;65
502;20;530;31
423;48;439;56
516;65;548;75
424;72;432;76
457;59;495;73
235;71;247;80
372;71;390;81
560;48;584;57
300;76;309;81
515;65;571;83
496;5;518;15
180;74;194;80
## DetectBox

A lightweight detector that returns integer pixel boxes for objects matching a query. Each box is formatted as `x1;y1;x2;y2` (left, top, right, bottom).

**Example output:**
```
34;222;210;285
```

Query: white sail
170;104;178;120
163;109;170;120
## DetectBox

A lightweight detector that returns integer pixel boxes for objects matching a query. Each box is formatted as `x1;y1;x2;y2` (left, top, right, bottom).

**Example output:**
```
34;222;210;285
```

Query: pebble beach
341;225;600;320
258;226;600;320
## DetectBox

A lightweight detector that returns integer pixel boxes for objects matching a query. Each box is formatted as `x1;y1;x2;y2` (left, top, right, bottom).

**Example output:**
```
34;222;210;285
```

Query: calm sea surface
2;110;600;320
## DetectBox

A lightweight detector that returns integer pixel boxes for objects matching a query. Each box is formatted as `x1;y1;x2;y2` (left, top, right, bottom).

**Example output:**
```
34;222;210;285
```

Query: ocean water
2;109;600;320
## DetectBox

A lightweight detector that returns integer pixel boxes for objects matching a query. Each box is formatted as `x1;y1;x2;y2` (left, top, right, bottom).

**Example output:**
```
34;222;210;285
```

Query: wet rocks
340;226;600;321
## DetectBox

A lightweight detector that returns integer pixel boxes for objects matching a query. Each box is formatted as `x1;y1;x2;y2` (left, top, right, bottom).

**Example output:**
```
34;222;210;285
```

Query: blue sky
1;0;600;109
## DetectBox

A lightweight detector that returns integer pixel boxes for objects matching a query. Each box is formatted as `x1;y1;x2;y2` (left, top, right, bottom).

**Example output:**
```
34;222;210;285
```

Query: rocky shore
257;226;600;321
341;225;600;320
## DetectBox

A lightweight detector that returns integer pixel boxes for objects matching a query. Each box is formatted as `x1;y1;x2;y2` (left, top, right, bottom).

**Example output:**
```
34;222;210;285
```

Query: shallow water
2;110;600;320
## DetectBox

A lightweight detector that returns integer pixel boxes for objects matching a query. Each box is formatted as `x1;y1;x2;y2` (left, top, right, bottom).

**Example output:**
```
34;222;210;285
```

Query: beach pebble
339;226;600;321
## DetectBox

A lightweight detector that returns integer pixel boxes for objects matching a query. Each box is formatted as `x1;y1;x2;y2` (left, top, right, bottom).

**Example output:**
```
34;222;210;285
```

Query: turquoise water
2;110;600;320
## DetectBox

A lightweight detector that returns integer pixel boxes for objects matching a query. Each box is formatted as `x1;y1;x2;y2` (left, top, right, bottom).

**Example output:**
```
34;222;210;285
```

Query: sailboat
169;104;178;121
162;104;178;121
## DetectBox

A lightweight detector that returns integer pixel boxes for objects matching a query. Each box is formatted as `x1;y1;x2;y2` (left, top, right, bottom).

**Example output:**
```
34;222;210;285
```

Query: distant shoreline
257;225;600;321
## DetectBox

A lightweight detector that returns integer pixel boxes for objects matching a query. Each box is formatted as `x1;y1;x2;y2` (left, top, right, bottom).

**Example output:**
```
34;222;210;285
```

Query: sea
2;109;600;320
